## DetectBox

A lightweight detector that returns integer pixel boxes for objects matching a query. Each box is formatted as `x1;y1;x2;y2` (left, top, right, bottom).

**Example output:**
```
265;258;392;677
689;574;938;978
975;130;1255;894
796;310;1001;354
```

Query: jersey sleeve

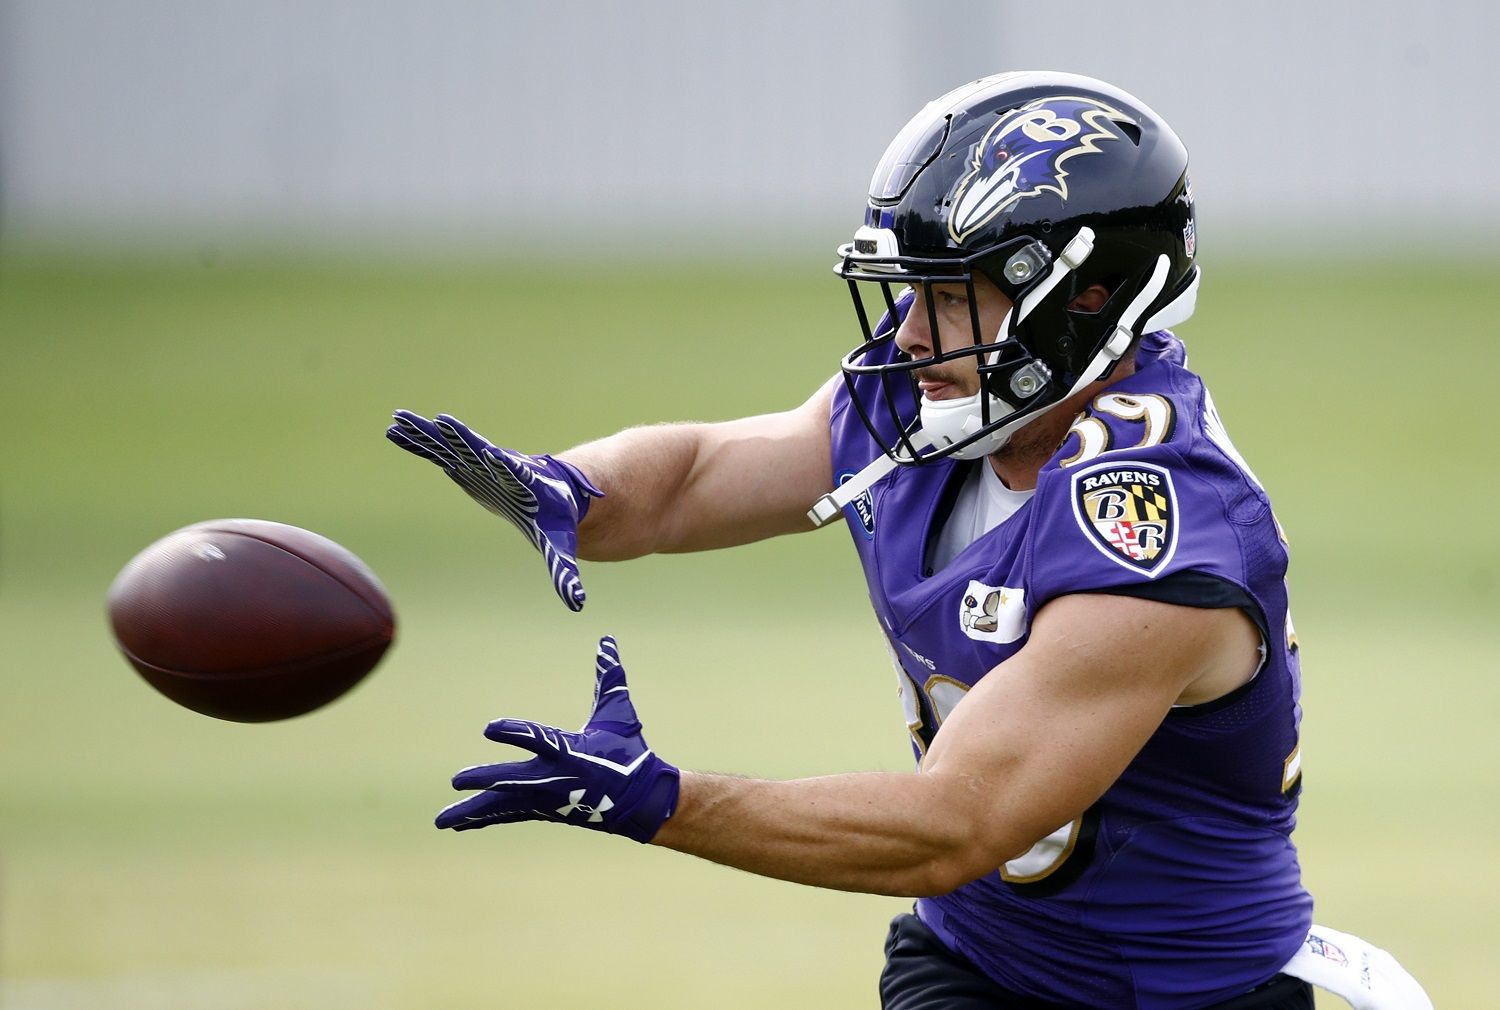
1024;436;1277;611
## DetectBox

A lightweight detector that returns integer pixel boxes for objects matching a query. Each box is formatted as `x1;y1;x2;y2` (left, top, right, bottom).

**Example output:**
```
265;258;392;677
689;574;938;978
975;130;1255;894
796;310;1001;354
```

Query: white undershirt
929;461;1036;571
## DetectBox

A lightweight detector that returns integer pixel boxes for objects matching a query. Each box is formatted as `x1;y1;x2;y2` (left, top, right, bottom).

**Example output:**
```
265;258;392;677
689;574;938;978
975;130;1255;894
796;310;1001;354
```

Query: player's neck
988;356;1139;491
987;414;1072;491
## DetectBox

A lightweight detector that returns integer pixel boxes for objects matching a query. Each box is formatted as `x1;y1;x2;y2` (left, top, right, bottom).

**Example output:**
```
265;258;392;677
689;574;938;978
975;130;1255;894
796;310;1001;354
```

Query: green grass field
1;250;1494;1008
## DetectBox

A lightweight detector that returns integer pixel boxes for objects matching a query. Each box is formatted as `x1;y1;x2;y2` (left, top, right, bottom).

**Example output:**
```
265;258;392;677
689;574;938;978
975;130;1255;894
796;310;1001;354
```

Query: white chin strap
808;235;1196;527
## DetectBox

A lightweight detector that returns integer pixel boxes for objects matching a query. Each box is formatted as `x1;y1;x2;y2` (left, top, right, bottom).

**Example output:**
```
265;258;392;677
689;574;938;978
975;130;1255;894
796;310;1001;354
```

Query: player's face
893;273;1014;402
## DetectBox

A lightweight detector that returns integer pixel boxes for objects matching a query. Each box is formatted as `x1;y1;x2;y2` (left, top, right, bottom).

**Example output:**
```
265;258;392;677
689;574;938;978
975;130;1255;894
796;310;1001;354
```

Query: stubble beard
990;404;1076;476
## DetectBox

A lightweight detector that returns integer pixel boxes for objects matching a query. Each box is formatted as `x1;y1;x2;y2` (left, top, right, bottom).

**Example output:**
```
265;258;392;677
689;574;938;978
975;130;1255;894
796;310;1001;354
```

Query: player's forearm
561;411;831;559
558;423;712;560
649;769;1016;898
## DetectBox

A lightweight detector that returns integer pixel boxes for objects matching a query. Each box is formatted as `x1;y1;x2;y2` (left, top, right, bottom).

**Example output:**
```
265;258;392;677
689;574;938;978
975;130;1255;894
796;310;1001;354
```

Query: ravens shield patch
1070;462;1178;577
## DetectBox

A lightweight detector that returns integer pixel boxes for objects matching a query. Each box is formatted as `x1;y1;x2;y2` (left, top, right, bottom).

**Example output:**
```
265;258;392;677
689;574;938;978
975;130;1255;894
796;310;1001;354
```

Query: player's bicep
659;376;838;552
921;593;1234;868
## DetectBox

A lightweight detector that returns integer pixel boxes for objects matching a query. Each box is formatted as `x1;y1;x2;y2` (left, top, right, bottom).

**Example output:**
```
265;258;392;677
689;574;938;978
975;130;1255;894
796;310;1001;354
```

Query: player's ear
1067;284;1112;314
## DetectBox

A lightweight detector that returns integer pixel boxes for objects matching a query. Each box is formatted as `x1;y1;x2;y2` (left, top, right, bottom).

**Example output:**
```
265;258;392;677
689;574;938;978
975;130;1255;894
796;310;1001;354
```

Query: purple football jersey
830;331;1312;1009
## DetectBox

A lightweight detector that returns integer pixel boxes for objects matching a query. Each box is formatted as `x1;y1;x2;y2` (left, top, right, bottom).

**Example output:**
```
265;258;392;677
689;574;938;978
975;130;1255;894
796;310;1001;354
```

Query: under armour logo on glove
556;788;614;822
436;637;680;843
386;409;603;611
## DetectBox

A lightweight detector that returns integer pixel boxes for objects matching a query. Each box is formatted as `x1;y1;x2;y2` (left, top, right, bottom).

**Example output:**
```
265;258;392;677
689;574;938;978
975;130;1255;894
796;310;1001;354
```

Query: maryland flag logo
1071;462;1178;576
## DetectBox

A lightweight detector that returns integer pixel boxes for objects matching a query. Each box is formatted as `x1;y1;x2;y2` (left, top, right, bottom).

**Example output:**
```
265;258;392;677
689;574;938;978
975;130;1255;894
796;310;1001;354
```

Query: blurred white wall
2;1;1495;255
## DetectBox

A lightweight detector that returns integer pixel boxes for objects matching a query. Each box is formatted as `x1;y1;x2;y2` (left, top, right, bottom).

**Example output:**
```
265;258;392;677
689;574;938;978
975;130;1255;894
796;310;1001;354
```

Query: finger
391;409;448;442
389;411;463;467
536;534;585;611
435;790;549;830
435;791;493;829
479;717;568;754
385;425;448;464
433;413;499;464
558;566;585;611
588;636;640;727
433;415;498;476
449;810;537;832
450;758;577;792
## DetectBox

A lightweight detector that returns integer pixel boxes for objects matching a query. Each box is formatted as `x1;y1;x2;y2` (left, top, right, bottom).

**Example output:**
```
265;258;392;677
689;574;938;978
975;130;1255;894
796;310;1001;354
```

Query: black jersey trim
921;460;979;578
1086;570;1271;717
1087;570;1268;641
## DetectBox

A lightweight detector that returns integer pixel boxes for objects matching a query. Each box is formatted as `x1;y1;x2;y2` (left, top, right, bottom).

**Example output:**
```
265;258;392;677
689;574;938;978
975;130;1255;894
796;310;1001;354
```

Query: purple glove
436;636;680;843
386;410;603;611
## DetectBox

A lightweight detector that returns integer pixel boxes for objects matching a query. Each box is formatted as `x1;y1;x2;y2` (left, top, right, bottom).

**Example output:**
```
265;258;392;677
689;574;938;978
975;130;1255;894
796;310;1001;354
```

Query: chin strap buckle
1014;227;1095;326
807;433;930;528
1104;325;1133;358
1059;229;1095;269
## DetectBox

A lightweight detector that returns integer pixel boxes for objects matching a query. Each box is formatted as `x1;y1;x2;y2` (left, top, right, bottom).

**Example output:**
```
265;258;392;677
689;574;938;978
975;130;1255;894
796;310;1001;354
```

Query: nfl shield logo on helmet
1070;462;1178;577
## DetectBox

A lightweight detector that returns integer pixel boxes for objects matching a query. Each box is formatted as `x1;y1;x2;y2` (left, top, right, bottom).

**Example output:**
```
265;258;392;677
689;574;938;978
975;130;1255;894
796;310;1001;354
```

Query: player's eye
937;291;968;310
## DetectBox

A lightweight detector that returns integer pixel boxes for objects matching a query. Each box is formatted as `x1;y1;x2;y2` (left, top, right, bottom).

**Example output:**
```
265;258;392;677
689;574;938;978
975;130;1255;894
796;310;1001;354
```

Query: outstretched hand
436;636;680;843
386;409;603;611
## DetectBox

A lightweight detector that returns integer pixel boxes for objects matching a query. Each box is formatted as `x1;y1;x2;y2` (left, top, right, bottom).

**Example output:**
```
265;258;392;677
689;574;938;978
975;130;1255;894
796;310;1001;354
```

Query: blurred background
2;3;1495;1008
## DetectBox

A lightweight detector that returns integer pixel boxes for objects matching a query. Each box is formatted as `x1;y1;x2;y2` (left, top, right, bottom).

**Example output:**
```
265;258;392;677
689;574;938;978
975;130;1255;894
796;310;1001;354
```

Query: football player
390;72;1428;1010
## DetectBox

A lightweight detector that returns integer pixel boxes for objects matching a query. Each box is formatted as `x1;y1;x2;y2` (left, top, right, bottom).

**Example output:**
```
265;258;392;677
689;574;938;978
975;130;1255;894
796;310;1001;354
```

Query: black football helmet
835;70;1199;467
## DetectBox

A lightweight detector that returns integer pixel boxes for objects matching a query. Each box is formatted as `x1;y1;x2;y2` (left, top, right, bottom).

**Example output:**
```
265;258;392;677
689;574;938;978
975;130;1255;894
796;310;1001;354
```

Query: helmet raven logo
947;96;1136;244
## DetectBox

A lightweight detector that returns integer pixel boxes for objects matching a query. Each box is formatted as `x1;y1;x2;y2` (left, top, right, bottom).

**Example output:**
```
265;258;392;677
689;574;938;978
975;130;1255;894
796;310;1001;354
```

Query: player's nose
894;290;934;359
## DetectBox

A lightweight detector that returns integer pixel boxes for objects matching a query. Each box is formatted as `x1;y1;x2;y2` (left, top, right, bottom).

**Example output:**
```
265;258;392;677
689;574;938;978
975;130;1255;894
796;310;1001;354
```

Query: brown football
107;519;396;722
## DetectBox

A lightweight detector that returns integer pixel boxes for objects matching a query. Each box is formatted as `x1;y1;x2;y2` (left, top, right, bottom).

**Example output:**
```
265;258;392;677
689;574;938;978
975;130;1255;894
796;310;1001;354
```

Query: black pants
879;914;1314;1010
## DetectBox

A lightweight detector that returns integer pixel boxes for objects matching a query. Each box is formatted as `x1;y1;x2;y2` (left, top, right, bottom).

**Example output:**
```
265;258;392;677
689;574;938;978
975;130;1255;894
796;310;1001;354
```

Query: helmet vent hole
1119;121;1143;145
